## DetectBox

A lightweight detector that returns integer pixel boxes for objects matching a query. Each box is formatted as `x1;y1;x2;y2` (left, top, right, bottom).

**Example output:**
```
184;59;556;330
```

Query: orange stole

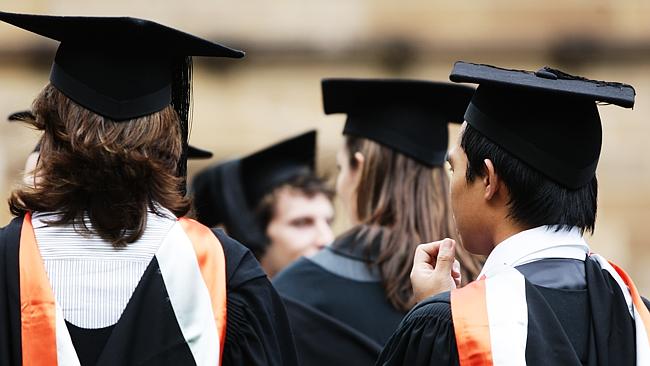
608;261;650;346
450;279;493;366
179;218;228;363
19;213;58;366
18;214;228;365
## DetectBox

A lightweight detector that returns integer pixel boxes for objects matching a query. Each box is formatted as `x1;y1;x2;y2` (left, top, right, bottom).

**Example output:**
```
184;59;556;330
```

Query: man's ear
353;152;365;171
482;158;501;201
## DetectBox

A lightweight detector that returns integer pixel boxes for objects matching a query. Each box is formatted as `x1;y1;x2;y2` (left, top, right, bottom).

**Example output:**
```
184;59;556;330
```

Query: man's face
262;187;335;277
447;123;491;255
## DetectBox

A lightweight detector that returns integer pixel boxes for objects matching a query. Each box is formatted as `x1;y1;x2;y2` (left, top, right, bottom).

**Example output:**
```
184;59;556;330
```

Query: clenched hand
410;238;461;303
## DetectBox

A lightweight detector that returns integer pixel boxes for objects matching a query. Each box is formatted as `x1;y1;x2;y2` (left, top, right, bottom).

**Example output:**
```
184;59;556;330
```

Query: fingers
411;239;460;302
413;241;440;263
434;239;456;274
412;241;441;271
452;260;461;278
452;260;461;287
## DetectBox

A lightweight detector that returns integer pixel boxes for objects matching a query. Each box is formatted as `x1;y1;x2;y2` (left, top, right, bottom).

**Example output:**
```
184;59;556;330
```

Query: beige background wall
1;0;650;291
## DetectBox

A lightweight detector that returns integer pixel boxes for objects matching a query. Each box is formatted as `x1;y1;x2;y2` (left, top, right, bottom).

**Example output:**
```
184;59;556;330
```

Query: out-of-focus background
1;1;649;290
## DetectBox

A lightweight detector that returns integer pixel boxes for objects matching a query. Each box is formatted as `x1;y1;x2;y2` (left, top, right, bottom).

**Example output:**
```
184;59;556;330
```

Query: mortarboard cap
187;145;213;160
7;110;34;123
191;130;317;251
449;61;636;189
322;78;475;167
0;12;244;120
0;11;244;185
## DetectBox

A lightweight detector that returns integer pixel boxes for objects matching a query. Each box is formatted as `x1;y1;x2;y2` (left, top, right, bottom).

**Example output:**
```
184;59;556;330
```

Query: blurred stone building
1;0;650;290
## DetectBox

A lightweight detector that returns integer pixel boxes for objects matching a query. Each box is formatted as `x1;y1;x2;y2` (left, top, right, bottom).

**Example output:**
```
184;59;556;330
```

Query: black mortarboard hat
0;11;244;183
322;78;475;167
449;61;636;189
191;130;317;251
187;145;213;160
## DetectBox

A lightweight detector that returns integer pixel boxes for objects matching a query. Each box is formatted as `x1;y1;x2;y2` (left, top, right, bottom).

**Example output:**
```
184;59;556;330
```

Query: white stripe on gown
32;208;176;329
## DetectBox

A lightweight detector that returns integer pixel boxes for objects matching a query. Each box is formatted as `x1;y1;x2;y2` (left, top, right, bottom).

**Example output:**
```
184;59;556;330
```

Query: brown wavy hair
9;84;191;246
345;136;483;311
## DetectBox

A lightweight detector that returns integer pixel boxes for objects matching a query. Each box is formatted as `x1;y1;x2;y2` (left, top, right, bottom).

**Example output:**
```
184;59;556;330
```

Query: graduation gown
0;215;298;366
376;257;650;366
273;227;405;366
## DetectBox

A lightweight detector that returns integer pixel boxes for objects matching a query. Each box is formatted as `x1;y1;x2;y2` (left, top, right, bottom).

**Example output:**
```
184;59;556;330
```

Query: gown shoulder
375;292;459;366
211;229;298;366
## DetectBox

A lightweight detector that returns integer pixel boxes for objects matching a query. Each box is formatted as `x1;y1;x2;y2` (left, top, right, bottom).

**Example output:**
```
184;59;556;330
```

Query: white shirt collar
478;225;590;279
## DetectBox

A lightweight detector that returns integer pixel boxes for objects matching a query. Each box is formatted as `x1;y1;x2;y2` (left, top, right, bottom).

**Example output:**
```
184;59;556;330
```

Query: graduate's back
0;11;298;366
377;62;650;366
274;78;484;366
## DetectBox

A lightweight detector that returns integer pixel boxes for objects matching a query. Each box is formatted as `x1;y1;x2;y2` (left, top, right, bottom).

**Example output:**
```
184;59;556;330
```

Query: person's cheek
294;226;321;257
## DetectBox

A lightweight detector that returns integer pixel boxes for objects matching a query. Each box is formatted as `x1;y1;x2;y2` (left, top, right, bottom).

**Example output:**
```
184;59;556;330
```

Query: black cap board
187;145;213;160
7;110;212;158
322;78;475;167
449;61;636;189
0;12;244;120
191;130;317;251
0;11;244;185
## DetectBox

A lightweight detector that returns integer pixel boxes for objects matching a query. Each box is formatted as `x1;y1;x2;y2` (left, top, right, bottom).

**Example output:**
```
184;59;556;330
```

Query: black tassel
170;56;193;195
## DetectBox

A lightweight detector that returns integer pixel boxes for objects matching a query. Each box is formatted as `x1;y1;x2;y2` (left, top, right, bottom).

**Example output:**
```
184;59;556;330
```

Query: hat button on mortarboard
534;68;558;80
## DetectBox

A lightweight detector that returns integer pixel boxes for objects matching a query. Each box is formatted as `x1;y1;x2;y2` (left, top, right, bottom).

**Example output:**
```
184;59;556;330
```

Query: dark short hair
252;173;334;256
460;124;597;234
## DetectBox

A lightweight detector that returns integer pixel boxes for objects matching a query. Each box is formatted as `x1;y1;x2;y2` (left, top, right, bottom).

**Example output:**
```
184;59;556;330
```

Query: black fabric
449;61;636;189
0;217;22;366
273;230;404;365
585;256;637;366
0;11;244;121
329;226;383;262
191;131;316;253
0;218;297;366
93;257;195;365
65;323;115;366
240;130;316;207
524;282;590;365
192;159;266;251
376;258;648;366
517;258;587;289
450;62;635;107
186;145;212;159
0;11;244;192
281;295;381;366
211;229;299;366
321;78;474;167
6;110;33;123
274;256;404;346
464;85;601;188
376;293;459;366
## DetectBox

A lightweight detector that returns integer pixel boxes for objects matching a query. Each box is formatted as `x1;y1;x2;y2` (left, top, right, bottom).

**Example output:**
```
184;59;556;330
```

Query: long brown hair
9;84;191;246
345;136;483;311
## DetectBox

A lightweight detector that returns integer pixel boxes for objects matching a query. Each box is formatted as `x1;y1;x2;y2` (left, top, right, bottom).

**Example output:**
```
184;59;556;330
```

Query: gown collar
330;225;382;262
478;225;590;279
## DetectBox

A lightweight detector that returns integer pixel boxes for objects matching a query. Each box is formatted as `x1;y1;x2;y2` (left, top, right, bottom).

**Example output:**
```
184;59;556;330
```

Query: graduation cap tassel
171;56;193;194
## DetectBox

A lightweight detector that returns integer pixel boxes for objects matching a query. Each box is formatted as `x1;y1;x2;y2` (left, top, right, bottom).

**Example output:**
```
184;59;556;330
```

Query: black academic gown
376;257;650;366
0;216;298;366
273;227;405;366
